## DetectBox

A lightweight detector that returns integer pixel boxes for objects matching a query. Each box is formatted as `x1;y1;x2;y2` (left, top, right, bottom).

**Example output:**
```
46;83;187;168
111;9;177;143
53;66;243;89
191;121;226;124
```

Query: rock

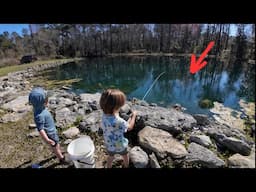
120;103;131;114
137;100;149;106
172;103;182;111
2;95;31;113
180;140;186;145
79;110;102;132
63;139;73;145
48;97;58;105
73;103;92;115
149;153;161;168
58;92;75;100
88;101;98;110
189;135;212;148
28;124;37;129
210;102;245;130
80;93;101;104
186;142;225;168
211;134;251;156
58;97;76;107
62;127;80;139
27;130;40;138
62;86;71;90
55;107;77;129
138;126;188;159
0;112;27;123
133;104;197;135
149;103;157;107
206;122;248;144
239;99;255;120
129;146;149;168
119;113;130;121
251;124;255;137
193;114;209;125
228;154;255;168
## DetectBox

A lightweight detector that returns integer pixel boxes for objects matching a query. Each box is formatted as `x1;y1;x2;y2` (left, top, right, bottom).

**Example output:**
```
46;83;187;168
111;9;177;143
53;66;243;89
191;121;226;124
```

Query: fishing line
142;71;165;101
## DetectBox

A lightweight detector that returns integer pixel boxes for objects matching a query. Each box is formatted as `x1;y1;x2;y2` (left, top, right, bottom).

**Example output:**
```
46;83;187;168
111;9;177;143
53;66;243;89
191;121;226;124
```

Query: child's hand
47;139;56;146
131;110;138;117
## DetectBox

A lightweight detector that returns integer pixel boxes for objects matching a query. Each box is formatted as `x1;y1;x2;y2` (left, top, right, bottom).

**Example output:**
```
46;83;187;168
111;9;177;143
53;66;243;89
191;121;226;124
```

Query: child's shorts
107;148;128;156
48;132;60;147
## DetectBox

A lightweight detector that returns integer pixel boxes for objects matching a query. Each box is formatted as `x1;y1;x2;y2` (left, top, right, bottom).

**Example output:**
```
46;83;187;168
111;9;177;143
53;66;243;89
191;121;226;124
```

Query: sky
0;24;29;35
0;24;252;37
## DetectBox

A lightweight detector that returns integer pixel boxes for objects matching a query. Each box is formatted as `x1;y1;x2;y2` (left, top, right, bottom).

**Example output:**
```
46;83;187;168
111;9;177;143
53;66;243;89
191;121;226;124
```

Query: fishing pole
142;71;165;101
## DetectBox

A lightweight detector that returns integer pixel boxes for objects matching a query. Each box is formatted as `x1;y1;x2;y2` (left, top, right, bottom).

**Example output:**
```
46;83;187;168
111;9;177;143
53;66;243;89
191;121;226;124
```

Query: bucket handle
77;160;95;166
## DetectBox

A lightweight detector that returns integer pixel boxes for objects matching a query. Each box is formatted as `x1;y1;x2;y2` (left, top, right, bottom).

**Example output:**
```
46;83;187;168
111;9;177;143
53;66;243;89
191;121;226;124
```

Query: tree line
0;24;254;65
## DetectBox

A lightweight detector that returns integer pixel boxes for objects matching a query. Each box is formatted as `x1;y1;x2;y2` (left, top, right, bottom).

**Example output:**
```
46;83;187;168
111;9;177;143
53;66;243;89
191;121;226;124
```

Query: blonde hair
100;89;126;114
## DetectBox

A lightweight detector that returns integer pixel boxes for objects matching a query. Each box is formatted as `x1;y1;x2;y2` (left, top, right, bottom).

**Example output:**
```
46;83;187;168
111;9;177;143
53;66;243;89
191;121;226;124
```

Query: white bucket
67;136;95;168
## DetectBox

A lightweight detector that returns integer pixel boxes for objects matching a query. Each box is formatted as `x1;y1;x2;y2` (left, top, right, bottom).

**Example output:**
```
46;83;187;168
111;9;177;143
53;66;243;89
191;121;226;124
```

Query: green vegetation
73;116;83;127
199;99;214;109
29;75;82;90
0;24;254;64
0;58;82;77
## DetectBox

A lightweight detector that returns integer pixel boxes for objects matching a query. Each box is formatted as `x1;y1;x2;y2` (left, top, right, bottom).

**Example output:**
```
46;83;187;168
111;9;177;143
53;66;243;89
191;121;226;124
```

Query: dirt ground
0;110;111;168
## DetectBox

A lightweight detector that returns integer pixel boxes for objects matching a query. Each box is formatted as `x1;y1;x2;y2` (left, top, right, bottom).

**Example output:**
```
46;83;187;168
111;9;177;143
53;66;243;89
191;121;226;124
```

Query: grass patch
0;58;83;77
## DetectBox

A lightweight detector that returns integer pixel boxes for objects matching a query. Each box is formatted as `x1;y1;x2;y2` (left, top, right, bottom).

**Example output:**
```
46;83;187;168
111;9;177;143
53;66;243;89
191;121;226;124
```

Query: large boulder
209;133;251;156
129;146;149;168
2;95;31;113
186;142;225;168
133;104;197;135
138;126;188;159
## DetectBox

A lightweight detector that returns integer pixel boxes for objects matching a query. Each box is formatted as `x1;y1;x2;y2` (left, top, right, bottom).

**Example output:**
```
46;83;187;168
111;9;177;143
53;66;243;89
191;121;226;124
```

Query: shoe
59;154;72;165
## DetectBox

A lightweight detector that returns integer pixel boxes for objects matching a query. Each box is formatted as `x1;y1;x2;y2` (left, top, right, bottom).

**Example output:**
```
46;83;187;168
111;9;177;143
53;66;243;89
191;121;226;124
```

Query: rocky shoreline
0;62;255;168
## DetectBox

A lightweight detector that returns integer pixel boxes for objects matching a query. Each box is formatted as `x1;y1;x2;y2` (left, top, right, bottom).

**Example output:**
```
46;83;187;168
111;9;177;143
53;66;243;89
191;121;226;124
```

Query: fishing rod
142;71;165;101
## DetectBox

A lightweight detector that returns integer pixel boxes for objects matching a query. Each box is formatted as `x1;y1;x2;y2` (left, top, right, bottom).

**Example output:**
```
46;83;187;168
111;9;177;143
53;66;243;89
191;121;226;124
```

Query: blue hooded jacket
29;87;56;134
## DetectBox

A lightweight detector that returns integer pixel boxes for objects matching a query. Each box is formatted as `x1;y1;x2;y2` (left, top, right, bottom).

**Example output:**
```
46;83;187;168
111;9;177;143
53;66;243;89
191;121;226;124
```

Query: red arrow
190;41;215;74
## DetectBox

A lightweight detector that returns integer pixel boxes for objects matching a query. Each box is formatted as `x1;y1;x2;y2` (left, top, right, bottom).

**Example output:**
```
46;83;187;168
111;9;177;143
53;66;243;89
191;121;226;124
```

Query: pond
39;56;255;115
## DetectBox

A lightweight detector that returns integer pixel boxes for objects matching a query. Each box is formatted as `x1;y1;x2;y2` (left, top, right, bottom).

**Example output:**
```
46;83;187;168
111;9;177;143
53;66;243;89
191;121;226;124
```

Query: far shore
108;52;217;58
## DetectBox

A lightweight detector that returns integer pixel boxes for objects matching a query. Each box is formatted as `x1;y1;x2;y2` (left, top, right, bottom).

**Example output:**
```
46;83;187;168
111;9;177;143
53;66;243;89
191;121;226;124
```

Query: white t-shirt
101;114;129;153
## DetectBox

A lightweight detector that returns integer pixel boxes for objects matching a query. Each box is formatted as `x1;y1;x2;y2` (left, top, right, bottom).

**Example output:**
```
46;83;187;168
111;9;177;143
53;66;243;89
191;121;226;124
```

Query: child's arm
127;111;137;131
39;129;55;146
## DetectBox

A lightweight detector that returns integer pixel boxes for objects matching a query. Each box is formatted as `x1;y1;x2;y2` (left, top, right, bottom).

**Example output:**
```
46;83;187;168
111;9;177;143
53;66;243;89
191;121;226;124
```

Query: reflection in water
40;57;254;115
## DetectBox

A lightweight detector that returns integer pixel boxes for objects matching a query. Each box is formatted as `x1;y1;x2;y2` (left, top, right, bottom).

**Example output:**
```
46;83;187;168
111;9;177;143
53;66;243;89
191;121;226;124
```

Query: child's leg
106;155;115;168
122;153;129;168
52;143;64;160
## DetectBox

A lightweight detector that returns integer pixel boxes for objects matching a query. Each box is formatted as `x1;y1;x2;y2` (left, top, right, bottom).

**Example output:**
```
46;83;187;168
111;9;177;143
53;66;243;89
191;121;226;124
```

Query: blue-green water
41;56;255;115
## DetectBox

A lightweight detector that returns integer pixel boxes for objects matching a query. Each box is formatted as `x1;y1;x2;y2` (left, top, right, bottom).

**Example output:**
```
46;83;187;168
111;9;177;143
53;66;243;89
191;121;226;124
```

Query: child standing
29;87;67;164
100;89;137;168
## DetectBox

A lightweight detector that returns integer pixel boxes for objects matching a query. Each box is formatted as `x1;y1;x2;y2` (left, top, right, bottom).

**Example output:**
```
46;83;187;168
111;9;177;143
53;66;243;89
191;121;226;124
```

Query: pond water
40;56;255;115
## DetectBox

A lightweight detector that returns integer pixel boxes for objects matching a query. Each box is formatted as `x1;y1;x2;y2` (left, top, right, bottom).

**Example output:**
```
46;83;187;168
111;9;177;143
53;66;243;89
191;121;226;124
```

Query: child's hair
100;89;126;114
